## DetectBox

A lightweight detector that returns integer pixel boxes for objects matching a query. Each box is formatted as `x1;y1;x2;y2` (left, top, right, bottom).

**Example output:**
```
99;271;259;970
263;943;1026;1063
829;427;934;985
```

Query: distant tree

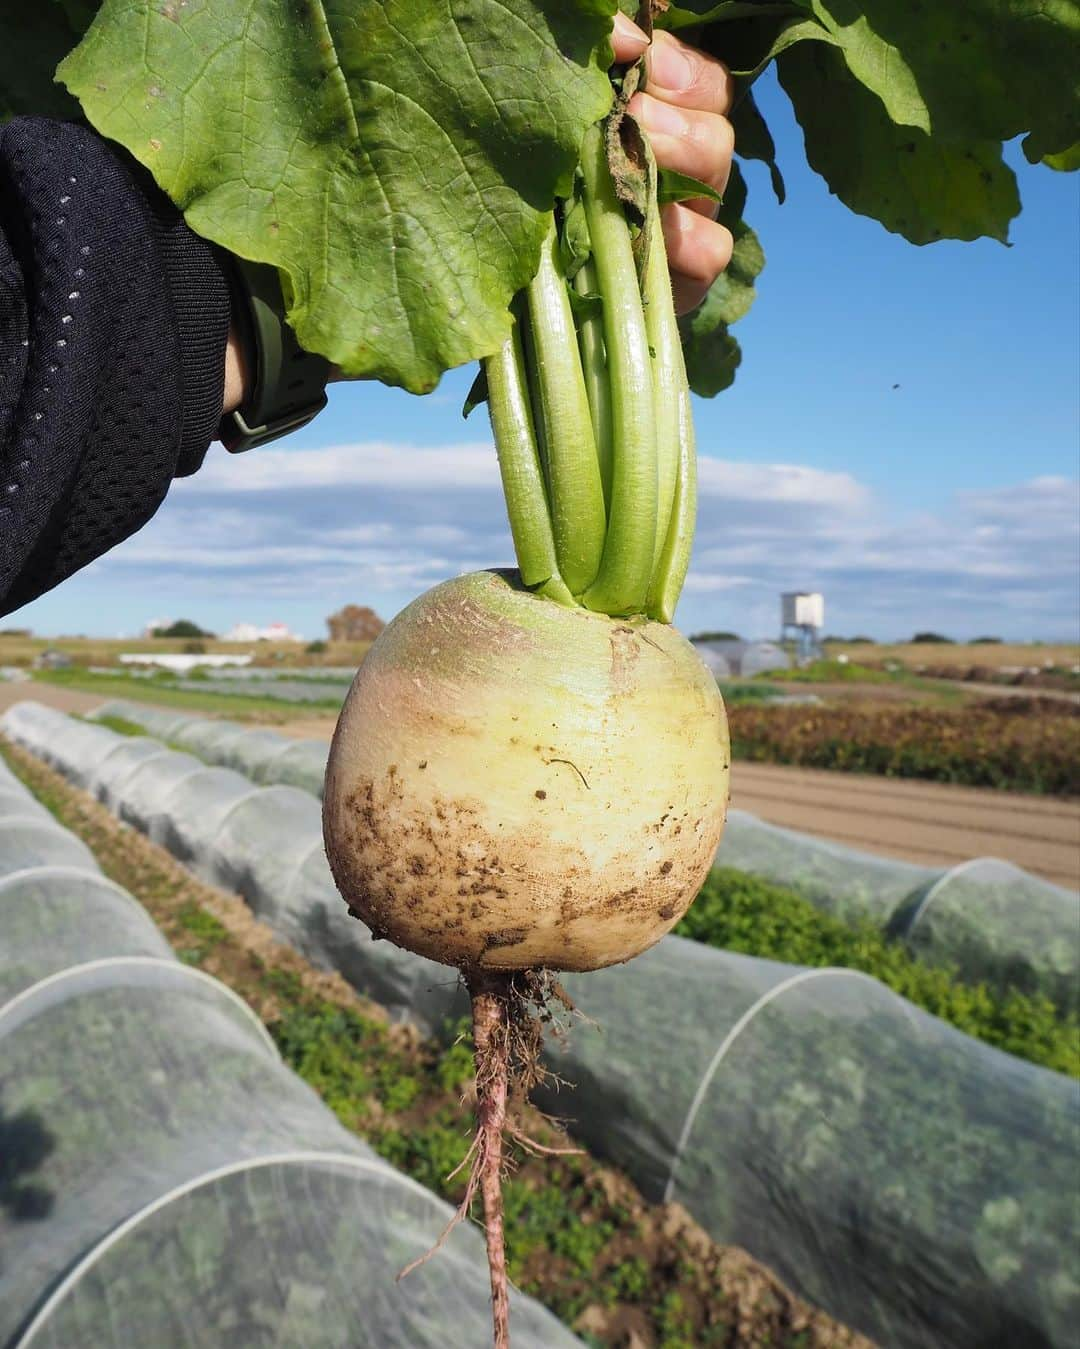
156;619;214;639
824;634;875;644
971;636;1003;644
306;639;329;654
911;631;954;644
690;630;741;642
326;605;385;642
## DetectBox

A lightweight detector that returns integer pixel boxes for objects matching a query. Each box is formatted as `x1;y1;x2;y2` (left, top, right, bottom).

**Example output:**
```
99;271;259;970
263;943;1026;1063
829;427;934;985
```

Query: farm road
732;762;1080;889
3;682;1076;890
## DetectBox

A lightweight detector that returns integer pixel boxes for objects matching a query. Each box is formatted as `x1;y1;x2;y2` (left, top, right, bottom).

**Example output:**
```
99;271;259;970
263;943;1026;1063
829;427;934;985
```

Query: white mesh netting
0;729;578;1348
4;701;1077;1347
90;700;1080;1008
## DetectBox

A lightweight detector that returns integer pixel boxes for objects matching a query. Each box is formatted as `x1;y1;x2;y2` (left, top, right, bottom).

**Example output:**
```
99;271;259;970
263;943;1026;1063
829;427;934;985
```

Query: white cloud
187;441;501;493
71;439;1079;642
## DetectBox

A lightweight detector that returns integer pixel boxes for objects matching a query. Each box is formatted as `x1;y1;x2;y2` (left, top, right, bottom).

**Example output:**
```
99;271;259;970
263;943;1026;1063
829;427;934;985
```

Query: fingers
661;204;733;315
630;92;734;214
612;15;734;117
611;11;650;64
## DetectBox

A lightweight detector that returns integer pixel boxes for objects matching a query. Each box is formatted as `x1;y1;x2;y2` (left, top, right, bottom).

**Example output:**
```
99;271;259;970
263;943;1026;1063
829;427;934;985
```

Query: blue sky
13;70;1079;643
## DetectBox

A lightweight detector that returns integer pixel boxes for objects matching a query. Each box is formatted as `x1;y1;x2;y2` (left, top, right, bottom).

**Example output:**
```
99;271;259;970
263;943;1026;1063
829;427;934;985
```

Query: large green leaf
58;0;616;392
778;42;1020;244
806;0;1080;156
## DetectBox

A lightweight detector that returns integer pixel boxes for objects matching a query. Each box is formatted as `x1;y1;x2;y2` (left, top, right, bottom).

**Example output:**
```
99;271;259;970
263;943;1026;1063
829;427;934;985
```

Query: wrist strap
220;257;329;453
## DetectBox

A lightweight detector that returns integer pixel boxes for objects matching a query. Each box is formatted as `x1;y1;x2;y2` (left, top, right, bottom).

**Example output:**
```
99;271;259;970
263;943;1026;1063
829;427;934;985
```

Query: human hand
612;12;735;314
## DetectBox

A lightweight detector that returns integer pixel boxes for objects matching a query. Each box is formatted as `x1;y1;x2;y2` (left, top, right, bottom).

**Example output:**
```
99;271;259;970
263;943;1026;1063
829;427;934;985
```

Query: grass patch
762;659;895;685
678;868;1078;1077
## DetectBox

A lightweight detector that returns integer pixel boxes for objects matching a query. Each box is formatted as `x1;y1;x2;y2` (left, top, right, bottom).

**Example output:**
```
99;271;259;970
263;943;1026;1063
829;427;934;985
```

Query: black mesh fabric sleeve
0;116;232;617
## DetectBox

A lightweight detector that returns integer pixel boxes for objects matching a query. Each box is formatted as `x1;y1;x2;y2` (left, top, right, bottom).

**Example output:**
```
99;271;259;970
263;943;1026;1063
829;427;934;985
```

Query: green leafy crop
4;0;1075;395
57;0;618;393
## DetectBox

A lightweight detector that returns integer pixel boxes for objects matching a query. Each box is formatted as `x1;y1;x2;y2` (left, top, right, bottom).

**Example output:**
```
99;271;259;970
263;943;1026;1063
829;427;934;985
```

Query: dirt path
731;762;1079;889
4;682;1076;890
0;680;106;717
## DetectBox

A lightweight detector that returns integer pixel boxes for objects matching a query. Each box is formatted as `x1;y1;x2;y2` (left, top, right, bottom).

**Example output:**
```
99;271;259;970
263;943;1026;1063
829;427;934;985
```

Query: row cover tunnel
0;747;577;1347
91;698;1080;1011
3;701;1078;1348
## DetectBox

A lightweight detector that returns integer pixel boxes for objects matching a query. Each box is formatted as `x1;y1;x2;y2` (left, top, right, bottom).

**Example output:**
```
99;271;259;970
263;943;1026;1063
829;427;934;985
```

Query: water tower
780;592;824;664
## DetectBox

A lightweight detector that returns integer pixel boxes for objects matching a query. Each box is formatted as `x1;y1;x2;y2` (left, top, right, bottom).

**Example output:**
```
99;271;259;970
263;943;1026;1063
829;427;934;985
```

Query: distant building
780;592;825;663
691;638;790;679
223;621;304;643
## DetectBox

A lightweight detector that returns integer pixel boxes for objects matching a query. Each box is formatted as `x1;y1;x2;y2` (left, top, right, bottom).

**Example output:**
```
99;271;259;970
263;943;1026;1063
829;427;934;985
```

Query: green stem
646;381;696;623
579;123;658;617
526;218;607;595
484;320;575;607
642;189;682;580
572;257;614;512
642;181;696;622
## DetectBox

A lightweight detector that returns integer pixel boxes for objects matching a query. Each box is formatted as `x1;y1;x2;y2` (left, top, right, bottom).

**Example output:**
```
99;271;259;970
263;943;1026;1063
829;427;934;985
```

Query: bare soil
731;762;1080;889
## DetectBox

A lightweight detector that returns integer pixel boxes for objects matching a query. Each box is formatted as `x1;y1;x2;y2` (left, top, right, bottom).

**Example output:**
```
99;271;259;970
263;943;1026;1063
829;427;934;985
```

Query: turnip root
322;34;730;1344
324;570;728;1345
323;569;729;973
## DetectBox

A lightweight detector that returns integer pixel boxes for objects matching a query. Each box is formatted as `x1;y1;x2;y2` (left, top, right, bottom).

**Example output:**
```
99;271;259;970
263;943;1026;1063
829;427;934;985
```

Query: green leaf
730;89;785;203
461;366;488;420
806;0;1080;157
1040;142;1080;172
657;167;723;205
679;162;763;398
559;186;592;279
680;316;742;397
778;42;1020;244
58;0;617;393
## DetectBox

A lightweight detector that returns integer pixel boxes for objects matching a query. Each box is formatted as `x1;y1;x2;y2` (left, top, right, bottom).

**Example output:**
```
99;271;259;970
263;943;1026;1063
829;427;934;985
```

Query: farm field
824;640;1079;673
0;736;871;1349
4;676;1075;888
4;699;1076;1348
0;632;374;669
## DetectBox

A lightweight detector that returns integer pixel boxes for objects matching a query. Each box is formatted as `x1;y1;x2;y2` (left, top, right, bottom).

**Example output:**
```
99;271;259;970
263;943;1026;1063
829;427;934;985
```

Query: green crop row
678;868;1078;1077
726;701;1080;795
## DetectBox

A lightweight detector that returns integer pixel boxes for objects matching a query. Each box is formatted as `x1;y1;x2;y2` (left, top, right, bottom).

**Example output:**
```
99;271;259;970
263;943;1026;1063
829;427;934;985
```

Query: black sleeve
0;116;233;617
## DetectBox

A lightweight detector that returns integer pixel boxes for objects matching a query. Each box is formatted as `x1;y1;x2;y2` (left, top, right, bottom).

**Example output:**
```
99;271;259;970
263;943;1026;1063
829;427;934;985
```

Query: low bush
678;868;1078;1077
727;701;1080;795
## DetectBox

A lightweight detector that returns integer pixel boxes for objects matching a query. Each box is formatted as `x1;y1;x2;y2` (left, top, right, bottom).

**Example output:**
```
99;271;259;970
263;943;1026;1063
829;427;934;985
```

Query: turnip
323;47;730;1347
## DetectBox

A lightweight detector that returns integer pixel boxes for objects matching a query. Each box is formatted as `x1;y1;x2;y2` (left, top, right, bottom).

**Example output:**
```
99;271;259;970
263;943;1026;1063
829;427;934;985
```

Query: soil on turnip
1;735;874;1349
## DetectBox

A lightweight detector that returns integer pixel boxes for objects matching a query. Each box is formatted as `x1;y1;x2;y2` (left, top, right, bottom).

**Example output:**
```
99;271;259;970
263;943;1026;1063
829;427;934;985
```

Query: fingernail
613;11;649;49
647;36;696;92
